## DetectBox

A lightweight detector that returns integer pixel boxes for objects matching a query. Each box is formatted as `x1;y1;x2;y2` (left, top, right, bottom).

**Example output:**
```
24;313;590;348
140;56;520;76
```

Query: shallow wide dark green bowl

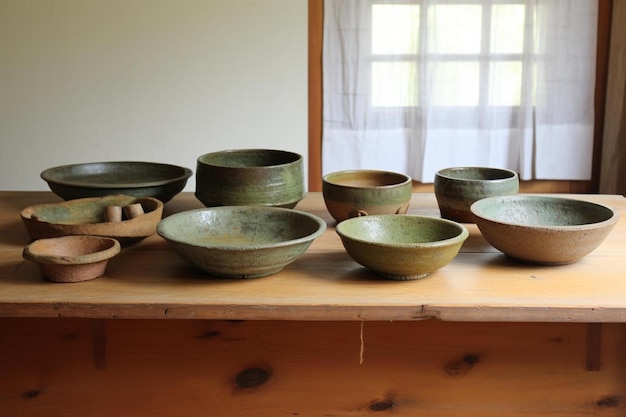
336;215;468;280
157;206;326;278
41;161;192;202
323;170;412;223
195;149;304;208
434;166;519;223
470;195;619;265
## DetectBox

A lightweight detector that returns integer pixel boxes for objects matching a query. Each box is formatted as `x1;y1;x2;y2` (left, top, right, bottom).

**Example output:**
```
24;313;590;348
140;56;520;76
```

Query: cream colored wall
0;0;307;191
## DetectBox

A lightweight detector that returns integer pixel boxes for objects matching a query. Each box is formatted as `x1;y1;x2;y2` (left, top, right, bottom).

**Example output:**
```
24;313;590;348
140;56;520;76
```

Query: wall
0;0;308;191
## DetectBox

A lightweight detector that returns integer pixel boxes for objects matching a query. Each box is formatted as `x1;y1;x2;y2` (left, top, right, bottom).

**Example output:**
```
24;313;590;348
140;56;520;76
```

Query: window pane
489;62;522;106
428;5;482;54
371;62;418;107
429;62;479;106
372;5;420;55
491;5;525;54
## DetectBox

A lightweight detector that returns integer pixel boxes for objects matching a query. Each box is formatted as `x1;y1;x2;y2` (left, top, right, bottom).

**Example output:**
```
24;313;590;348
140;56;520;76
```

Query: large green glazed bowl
195;149;304;208
41;161;192;202
336;215;468;280
470;195;619;265
434;166;519;223
157;206;326;278
323;170;412;223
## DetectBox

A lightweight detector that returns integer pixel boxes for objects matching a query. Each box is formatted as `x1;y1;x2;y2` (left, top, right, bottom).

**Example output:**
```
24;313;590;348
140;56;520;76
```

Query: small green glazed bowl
323;170;413;223
470;195;618;265
434;166;519;223
336;215;468;280
157;206;326;278
195;149;304;208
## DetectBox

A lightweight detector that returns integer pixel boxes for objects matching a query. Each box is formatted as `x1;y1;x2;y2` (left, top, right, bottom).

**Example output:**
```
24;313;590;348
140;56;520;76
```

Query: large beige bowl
157;206;326;278
434;166;519;223
23;235;121;283
21;194;163;244
470;195;619;265
323;170;412;223
336;215;468;280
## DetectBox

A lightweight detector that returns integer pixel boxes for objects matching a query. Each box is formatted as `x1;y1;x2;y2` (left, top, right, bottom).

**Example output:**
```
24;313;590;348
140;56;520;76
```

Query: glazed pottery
157;206;326;278
322;170;412;223
470;195;618;265
23;235;121;283
195;149;304;208
21;194;163;244
336;215;468;280
434;166;519;223
41;161;192;202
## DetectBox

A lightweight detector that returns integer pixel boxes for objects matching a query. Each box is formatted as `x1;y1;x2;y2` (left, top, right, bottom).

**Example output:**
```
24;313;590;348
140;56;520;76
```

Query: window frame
308;0;613;192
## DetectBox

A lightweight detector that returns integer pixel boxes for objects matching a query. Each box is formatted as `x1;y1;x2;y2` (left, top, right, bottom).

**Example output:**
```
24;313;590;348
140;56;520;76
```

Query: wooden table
1;192;625;416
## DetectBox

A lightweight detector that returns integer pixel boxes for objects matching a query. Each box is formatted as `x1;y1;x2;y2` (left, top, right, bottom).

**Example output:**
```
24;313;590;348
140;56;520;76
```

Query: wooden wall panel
1;318;624;416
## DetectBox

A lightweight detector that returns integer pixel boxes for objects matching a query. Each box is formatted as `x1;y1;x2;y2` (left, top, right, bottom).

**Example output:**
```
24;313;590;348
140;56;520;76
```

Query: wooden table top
1;191;625;322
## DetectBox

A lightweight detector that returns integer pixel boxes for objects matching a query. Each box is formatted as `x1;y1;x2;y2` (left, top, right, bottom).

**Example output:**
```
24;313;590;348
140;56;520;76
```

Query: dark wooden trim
591;0;614;193
308;0;324;192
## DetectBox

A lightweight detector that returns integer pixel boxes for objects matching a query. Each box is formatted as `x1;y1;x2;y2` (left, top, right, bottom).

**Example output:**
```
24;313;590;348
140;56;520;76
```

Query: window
371;2;529;108
322;0;599;182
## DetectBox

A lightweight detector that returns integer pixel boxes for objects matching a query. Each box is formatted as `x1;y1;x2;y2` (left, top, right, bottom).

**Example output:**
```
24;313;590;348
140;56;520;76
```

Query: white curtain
322;0;599;182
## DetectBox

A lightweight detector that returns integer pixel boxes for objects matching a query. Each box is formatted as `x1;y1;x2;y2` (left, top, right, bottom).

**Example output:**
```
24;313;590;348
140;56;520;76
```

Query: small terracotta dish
41;161;192;202
21;194;163;244
336;215;468;280
23;235;121;283
195;149;304;208
470;195;619;265
157;206;326;278
323;170;413;223
434;166;519;223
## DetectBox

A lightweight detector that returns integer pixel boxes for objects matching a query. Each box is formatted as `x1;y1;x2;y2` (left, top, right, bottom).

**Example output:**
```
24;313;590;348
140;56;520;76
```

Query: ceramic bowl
157;206;326;278
322;170;412;223
195;149;304;208
41;161;192;202
336;215;468;280
470;195;619;265
434;166;519;223
21;194;163;244
23;235;121;283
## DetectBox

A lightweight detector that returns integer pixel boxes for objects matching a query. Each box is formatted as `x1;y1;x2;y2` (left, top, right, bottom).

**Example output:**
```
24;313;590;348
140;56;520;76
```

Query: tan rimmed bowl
23;235;121;283
470;195;619;265
21;194;163;244
323;170;412;223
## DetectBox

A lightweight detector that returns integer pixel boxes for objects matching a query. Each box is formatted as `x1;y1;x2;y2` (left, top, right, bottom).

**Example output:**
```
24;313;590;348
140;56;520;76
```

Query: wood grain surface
1;192;625;322
1;192;626;416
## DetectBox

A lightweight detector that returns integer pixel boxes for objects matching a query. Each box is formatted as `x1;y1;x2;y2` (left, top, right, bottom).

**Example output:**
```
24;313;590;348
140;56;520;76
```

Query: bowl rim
157;206;327;250
20;194;164;225
23;235;121;265
435;166;519;182
323;169;412;188
470;195;620;230
41;161;193;189
196;148;303;168
336;214;469;248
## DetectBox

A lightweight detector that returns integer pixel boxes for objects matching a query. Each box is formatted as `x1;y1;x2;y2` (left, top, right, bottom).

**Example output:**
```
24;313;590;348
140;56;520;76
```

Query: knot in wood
369;399;395;411
235;367;271;388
